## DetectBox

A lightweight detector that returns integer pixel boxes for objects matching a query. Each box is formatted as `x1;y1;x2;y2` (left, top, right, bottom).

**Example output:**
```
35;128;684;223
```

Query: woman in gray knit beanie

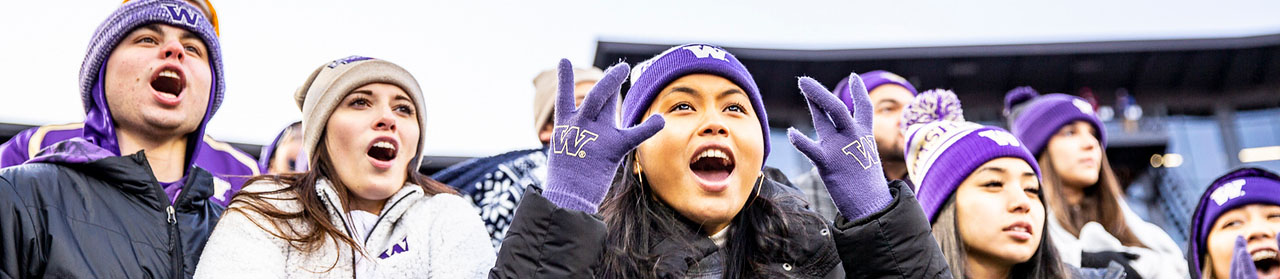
195;56;494;278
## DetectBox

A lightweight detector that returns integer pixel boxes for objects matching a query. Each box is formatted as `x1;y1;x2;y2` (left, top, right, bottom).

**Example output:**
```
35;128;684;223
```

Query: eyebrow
137;24;202;43
664;86;699;98
140;24;164;35
180;29;201;41
347;90;373;97
876;99;900;106
662;87;745;98
976;166;1006;174
718;88;745;98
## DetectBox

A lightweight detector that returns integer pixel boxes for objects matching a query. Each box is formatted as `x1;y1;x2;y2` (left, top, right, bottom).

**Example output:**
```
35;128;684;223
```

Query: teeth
373;141;395;150
1009;226;1027;233
696;149;729;161
158;70;179;79
1253;250;1278;261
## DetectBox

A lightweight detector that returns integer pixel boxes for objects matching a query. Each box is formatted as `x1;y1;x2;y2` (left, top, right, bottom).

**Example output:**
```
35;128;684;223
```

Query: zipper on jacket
167;206;176;223
167;176;194;279
138;152;195;279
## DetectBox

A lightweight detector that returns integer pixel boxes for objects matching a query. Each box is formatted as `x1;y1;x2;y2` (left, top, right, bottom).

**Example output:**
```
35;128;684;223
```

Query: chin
140;112;196;131
996;245;1038;264
683;199;740;225
352;178;402;198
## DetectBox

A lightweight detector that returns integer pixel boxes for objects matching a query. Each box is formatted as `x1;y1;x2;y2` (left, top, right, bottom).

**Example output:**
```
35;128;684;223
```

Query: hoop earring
637;169;645;186
745;173;764;206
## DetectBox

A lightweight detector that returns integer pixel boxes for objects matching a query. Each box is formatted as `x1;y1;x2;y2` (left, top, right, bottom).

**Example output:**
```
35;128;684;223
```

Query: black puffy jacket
490;179;951;278
0;149;223;278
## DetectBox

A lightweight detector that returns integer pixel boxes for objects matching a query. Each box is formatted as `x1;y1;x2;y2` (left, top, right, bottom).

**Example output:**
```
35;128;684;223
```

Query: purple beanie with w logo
1188;168;1280;278
80;0;223;115
623;43;771;162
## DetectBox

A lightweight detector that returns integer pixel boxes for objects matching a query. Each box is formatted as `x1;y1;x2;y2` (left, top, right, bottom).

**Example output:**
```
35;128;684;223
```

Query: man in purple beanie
0;1;227;277
0;1;257;207
1188;167;1280;279
793;70;917;220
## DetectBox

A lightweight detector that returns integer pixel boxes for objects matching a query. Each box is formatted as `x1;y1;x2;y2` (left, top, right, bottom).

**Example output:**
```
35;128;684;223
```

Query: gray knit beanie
294;56;428;170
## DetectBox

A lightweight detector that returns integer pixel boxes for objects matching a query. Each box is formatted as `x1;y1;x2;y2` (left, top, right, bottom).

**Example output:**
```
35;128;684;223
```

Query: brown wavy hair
1039;152;1144;247
225;137;456;271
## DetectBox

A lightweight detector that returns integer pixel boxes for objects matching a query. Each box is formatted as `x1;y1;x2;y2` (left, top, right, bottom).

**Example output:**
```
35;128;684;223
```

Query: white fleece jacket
1049;198;1190;279
194;179;495;278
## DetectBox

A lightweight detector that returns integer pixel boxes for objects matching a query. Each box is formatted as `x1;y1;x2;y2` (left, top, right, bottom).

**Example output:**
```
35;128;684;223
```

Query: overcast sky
2;0;1278;157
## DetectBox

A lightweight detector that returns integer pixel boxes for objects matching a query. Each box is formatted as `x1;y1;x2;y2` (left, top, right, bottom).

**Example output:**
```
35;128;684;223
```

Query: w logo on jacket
378;236;410;259
551;126;598;158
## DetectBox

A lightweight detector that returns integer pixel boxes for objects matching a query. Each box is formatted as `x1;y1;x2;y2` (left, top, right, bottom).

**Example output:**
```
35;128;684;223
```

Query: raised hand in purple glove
542;59;665;214
1232;236;1260;279
787;74;891;222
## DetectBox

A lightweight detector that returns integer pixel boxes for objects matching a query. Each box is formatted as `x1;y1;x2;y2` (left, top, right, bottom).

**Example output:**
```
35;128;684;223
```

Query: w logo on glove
841;135;880;169
551;125;599;158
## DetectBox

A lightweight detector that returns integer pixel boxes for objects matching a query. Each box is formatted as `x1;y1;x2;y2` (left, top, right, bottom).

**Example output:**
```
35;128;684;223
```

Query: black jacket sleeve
490;190;608;279
831;180;952;278
0;174;46;279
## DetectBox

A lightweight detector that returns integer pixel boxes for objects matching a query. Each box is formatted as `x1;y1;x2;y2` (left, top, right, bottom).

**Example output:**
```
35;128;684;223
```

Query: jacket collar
27;137;215;210
314;178;424;248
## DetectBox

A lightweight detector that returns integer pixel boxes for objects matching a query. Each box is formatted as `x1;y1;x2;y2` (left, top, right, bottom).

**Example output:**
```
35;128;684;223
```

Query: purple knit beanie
1187;167;1280;278
835;70;917;113
1003;87;1105;156
81;0;223;115
902;89;1041;223
623;43;770;163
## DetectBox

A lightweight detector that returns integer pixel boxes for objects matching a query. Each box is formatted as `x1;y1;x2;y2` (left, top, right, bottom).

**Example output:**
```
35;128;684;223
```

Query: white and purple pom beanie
902;89;1041;222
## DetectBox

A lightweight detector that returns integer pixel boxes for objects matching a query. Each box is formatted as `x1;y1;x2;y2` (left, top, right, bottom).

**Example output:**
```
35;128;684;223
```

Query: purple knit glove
1231;236;1259;279
542;59;665;214
787;75;892;222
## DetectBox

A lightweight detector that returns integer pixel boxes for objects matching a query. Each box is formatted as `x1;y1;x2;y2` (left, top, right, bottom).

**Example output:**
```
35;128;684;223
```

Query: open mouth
367;138;398;163
1253;248;1280;278
689;145;735;183
150;66;185;98
1002;221;1033;241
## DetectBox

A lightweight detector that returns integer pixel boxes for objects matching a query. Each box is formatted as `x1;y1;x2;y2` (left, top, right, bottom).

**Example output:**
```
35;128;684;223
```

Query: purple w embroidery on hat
328;55;374;69
378;236;410;259
162;4;202;26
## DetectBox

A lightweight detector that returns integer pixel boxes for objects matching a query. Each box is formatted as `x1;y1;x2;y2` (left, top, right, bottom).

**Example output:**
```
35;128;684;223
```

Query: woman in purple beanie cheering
1187;167;1280;279
490;44;949;278
903;89;1123;278
1004;87;1187;278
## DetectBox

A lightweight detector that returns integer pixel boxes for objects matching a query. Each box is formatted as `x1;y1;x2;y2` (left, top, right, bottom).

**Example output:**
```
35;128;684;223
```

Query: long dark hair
1039;152;1144;247
931;195;1069;279
226;137;456;270
598;152;817;278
